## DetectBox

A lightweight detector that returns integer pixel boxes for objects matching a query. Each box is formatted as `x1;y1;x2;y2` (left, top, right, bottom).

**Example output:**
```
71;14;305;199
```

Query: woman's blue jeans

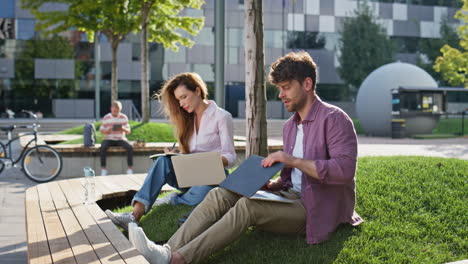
132;156;220;213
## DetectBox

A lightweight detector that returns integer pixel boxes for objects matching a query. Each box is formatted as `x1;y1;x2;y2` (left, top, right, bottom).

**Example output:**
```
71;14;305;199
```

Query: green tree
21;0;140;102
133;0;204;122
418;17;461;86
14;35;82;98
337;2;394;90
434;0;468;87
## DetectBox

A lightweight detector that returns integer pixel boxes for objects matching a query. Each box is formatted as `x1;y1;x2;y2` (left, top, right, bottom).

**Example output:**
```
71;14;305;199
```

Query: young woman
105;72;236;231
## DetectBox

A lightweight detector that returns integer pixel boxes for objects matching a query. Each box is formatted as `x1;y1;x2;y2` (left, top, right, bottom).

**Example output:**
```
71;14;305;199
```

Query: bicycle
0;111;63;182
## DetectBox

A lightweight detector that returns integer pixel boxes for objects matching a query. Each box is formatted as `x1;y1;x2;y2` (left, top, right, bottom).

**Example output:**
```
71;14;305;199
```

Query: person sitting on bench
127;52;364;264
105;72;236;231
99;100;133;176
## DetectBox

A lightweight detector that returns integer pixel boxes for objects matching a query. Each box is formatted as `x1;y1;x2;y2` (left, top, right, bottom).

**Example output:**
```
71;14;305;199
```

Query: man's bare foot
171;252;186;264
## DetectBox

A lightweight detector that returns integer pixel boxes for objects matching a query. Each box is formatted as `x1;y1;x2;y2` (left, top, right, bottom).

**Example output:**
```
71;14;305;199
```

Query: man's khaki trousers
167;187;306;263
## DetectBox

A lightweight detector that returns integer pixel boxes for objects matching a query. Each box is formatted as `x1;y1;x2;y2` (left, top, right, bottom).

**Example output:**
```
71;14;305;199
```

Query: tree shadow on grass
201;224;357;264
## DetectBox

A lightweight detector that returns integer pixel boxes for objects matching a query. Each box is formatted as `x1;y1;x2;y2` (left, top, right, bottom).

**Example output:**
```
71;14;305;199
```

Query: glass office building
0;0;462;117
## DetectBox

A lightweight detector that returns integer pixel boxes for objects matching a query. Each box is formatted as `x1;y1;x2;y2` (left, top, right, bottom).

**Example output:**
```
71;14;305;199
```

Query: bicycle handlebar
17;124;41;129
21;110;38;120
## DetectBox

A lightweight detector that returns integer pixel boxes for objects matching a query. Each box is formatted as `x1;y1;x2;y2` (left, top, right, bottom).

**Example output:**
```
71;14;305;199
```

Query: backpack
83;123;96;147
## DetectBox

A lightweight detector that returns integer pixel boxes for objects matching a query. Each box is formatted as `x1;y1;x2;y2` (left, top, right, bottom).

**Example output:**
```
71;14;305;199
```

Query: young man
99;101;133;176
127;52;364;264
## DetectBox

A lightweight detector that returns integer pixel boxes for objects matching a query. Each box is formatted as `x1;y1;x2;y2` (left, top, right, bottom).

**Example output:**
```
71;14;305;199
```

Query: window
227;28;243;47
400;92;444;113
391;36;421;53
400;93;420;112
165;47;186;63
194;27;214;46
192;64;214;82
0;0;14;18
287;31;326;49
226;47;238;64
264;30;285;49
370;0;461;8
16;19;36;40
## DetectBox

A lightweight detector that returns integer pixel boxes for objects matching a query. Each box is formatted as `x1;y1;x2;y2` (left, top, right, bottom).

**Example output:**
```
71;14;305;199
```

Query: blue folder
220;155;285;198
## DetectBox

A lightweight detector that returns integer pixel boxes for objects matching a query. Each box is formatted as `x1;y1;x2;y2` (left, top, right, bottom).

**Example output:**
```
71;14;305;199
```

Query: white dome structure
356;62;438;137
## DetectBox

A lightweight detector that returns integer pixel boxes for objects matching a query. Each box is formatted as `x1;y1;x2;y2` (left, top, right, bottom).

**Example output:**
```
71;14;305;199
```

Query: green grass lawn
354;117;468;137
56;121;176;144
433;118;468;135
114;156;468;263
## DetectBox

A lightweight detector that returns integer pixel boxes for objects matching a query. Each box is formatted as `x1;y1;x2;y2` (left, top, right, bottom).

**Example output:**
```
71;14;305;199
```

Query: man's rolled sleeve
314;112;358;185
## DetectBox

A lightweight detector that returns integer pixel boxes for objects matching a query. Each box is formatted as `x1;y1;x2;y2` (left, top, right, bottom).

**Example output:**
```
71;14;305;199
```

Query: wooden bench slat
125;174;145;189
105;175;142;192
47;182;101;264
78;175;127;200
95;176;129;197
60;179;149;264
36;184;77;264
79;177;111;200
86;205;150;264
57;180;126;264
130;174;146;186
25;187;53;264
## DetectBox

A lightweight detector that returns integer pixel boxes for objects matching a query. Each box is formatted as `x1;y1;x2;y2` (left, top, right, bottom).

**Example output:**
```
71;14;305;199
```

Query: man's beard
285;96;306;112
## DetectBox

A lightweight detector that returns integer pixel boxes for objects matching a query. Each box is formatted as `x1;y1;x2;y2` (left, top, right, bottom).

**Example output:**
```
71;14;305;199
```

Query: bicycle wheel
22;145;62;182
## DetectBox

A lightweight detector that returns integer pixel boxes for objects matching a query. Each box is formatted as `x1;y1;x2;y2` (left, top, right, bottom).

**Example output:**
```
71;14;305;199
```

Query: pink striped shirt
100;113;130;141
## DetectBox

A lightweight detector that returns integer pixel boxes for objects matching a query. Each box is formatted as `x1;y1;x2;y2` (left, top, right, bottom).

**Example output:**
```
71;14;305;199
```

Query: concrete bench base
19;135;283;178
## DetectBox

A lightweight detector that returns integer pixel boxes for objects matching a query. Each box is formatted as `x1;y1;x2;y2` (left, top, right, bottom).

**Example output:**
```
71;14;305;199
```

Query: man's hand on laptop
262;151;295;168
261;178;284;192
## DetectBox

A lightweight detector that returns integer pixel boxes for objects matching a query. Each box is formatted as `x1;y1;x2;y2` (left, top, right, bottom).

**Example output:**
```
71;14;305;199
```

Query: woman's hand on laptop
262;151;295;168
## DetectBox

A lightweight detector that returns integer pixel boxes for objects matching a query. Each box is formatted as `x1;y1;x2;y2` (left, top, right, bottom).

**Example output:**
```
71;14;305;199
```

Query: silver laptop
251;190;294;203
171;152;226;188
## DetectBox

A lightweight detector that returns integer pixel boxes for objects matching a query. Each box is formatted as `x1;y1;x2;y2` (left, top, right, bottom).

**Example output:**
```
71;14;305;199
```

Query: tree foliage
14;35;83;98
21;0;140;102
418;17;460;86
338;2;394;90
134;0;204;51
434;0;468;87
132;0;204;122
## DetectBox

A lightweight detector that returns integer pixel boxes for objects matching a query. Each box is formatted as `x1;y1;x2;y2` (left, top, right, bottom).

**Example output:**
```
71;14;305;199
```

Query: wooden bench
25;174;153;264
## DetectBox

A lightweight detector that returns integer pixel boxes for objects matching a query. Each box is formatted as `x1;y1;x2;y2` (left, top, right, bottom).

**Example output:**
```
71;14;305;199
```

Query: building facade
0;0;462;117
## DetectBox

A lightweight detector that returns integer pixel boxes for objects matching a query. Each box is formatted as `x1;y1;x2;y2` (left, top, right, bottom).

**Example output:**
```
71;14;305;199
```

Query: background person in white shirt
105;72;236;231
99;100;133;176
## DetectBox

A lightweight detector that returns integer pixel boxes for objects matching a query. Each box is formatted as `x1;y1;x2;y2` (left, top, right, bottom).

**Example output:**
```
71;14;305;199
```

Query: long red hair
156;72;208;153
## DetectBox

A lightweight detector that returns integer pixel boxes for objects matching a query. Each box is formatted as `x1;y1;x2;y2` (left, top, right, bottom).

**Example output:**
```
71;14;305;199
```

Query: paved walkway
0;136;467;263
0;141;35;264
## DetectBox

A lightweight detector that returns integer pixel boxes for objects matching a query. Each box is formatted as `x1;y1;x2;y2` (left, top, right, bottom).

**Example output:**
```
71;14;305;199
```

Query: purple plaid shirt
280;96;364;244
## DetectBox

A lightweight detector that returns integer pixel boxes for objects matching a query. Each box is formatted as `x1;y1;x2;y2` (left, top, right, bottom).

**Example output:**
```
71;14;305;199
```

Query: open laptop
220;155;294;203
171;152;226;188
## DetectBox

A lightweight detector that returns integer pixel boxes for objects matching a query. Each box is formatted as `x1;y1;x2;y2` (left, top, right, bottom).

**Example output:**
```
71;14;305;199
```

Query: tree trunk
141;5;150;123
244;0;268;157
110;39;119;103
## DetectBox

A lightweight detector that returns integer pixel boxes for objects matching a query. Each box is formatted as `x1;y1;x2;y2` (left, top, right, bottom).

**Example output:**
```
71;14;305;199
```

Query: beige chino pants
167;187;306;263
